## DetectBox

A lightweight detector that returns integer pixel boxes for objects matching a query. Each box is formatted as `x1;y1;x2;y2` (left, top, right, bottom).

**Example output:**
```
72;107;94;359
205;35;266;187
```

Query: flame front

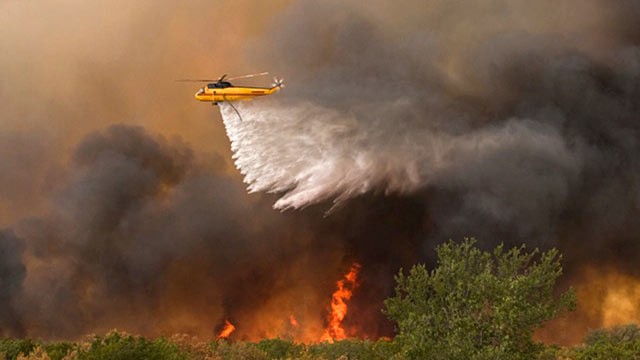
321;263;361;342
217;320;236;339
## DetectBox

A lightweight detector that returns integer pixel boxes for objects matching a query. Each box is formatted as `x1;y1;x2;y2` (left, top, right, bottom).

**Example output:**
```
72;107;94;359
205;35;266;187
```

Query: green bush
370;339;402;360
384;238;576;360
0;339;37;360
42;342;74;360
254;338;304;359
76;331;185;360
574;324;640;360
307;339;399;360
536;345;562;360
308;340;366;360
210;340;268;360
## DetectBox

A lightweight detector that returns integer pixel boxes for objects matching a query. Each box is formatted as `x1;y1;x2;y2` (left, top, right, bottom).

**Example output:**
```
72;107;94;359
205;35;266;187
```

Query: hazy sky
0;0;290;224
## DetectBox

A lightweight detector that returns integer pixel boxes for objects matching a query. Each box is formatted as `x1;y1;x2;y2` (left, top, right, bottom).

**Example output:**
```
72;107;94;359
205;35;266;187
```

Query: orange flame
217;320;236;339
321;263;361;342
537;266;640;345
289;315;299;327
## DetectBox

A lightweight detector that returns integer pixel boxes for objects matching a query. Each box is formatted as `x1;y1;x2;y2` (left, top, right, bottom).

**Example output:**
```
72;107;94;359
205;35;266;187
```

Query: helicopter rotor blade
175;79;218;82
226;72;269;81
176;72;270;83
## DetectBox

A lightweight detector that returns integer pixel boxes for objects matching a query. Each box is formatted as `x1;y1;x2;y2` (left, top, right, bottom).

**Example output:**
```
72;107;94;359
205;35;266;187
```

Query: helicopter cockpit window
206;82;232;89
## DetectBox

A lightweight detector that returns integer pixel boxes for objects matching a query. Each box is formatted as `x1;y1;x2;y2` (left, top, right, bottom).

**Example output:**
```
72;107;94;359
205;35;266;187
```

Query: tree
383;238;576;360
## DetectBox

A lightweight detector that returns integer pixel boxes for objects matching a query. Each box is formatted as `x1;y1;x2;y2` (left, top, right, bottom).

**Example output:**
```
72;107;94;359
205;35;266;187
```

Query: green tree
384;238;576;360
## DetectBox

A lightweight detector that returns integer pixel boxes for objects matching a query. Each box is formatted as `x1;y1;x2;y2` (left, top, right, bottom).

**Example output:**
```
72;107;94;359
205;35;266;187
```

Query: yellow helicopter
177;72;284;106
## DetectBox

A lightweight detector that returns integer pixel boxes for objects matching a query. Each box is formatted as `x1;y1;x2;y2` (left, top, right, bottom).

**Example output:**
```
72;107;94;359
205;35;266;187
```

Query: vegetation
0;339;37;360
573;324;640;360
2;240;638;360
384;238;576;359
75;332;185;360
3;330;640;360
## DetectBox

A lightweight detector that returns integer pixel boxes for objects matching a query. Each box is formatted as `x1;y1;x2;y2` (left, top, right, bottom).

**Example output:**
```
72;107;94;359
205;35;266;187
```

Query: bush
210;340;268;360
573;324;640;360
42;342;74;360
254;339;304;359
308;340;368;360
307;339;400;360
76;331;185;360
16;346;50;360
0;339;37;360
384;238;576;360
370;339;402;360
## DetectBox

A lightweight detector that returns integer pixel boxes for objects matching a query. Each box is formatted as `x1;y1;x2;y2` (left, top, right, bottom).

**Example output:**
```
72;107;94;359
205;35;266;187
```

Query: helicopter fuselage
195;82;280;104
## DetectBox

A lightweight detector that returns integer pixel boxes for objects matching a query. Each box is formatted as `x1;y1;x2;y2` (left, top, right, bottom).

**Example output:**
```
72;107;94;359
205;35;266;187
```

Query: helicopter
177;72;284;106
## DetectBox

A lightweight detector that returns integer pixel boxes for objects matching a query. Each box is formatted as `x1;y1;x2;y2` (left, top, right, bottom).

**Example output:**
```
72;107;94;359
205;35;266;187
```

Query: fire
321;263;361;342
598;272;640;327
537;266;640;345
217;320;236;339
211;264;364;343
289;315;299;327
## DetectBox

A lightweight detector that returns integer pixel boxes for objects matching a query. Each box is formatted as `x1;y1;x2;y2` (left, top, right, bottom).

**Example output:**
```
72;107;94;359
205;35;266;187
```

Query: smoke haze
2;0;640;345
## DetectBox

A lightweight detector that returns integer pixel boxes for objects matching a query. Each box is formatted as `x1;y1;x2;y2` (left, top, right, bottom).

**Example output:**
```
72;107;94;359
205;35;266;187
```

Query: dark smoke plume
10;125;383;340
220;0;640;342
0;229;26;337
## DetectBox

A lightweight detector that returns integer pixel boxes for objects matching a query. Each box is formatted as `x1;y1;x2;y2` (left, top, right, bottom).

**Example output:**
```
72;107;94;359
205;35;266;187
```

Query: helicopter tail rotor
272;77;285;89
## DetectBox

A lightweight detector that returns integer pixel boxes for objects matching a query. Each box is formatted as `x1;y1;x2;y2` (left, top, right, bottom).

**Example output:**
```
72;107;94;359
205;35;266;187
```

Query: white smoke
220;101;419;210
220;101;580;212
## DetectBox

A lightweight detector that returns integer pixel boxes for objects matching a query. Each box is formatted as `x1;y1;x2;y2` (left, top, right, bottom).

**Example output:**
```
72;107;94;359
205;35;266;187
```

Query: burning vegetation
213;263;363;343
2;240;639;360
321;263;361;342
216;320;236;340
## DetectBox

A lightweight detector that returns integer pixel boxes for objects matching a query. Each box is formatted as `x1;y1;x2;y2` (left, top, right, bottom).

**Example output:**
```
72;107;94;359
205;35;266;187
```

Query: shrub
573;324;640;360
307;339;399;360
210;340;267;360
42;342;74;360
75;331;185;360
384;238;576;360
0;339;37;360
16;346;49;360
254;339;304;359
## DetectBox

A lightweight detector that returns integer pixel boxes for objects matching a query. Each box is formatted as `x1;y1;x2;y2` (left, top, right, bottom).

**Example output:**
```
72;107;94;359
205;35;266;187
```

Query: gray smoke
221;1;640;246
9;125;356;339
0;229;26;337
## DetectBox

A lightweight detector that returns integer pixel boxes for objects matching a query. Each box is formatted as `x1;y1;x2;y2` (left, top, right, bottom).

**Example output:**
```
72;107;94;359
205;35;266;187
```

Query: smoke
219;0;640;341
220;0;640;241
1;0;640;345
8;124;347;339
0;229;26;337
